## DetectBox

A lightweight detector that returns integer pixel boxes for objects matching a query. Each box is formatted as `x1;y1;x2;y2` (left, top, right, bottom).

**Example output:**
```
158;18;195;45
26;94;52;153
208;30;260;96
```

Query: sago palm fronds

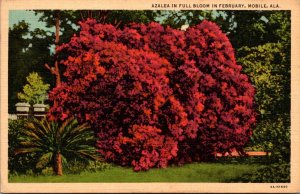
15;117;99;175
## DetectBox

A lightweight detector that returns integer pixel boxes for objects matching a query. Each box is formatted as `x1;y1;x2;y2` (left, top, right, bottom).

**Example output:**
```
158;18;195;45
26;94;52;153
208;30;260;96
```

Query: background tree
232;11;290;162
238;43;290;162
224;11;291;50
9;21;30;113
9;21;53;112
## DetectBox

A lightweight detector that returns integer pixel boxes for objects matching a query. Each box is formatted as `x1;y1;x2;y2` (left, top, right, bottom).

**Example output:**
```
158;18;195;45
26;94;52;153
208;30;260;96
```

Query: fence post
33;104;47;119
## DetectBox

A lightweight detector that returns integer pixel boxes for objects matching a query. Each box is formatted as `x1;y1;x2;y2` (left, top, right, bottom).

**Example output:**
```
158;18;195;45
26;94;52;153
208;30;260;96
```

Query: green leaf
36;152;53;169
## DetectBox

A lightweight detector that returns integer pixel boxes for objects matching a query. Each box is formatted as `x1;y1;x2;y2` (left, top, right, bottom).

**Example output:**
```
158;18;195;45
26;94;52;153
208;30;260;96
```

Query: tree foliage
48;19;256;170
18;72;50;105
236;11;290;162
226;11;291;49
238;43;290;162
9;21;31;112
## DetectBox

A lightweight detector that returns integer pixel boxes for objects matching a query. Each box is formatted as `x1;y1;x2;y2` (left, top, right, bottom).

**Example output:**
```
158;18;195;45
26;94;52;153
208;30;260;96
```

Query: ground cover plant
48;19;256;171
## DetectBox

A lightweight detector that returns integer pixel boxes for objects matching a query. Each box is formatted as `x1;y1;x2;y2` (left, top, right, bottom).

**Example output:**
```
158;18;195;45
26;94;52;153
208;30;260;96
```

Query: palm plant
15;117;99;176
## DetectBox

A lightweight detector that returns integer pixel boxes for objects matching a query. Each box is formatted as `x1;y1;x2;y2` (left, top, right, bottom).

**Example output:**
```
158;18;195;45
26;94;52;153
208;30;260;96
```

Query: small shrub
85;160;112;172
41;167;53;176
64;160;112;174
64;159;89;174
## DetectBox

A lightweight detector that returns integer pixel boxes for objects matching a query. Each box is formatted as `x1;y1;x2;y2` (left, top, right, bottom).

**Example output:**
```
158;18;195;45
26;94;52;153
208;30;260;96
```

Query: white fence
8;114;18;120
9;103;48;120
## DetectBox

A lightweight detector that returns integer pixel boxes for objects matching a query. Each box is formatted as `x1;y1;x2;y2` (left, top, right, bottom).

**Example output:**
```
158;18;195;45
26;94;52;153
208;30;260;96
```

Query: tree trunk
54;11;61;87
44;11;61;109
45;11;61;88
53;152;63;176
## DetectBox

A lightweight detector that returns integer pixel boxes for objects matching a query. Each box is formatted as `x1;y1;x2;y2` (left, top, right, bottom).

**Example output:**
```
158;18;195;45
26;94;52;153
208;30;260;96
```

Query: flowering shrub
49;18;256;170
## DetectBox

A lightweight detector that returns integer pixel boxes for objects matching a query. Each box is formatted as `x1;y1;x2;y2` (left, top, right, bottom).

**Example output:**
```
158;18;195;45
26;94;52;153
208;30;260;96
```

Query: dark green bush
228;163;290;183
8;119;40;174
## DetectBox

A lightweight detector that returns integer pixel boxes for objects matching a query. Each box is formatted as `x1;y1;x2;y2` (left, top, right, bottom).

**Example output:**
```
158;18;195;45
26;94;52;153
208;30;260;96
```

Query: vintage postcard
1;0;300;193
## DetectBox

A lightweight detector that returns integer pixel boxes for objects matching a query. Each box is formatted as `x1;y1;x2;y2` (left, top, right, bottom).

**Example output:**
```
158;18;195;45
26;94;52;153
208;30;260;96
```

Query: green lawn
9;162;263;183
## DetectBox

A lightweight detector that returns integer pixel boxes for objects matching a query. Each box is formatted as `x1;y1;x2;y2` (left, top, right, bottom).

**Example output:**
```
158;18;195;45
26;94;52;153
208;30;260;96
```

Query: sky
9;10;55;32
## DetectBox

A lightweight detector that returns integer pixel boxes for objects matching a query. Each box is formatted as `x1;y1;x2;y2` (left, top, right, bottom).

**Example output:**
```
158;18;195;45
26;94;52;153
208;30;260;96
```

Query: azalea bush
49;19;256;171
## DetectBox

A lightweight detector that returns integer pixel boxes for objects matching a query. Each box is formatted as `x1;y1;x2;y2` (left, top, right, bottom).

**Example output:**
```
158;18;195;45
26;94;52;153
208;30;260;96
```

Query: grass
9;162;264;183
